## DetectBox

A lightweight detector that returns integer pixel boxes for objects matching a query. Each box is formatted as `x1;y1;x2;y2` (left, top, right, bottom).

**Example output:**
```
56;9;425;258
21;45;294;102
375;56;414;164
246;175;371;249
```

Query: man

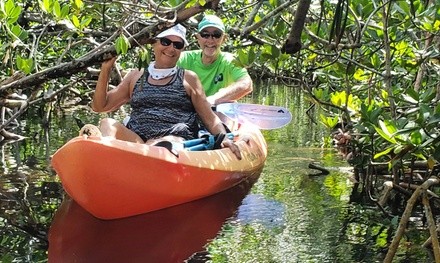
177;15;253;105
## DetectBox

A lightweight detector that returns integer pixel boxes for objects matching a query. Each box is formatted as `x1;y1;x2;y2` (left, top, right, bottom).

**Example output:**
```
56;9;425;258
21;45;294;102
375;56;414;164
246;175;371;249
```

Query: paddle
122;103;291;130
214;103;292;130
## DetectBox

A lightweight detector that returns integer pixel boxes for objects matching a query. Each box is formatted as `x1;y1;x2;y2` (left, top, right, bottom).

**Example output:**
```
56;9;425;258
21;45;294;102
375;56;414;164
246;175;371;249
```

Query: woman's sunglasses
159;38;185;50
199;31;223;39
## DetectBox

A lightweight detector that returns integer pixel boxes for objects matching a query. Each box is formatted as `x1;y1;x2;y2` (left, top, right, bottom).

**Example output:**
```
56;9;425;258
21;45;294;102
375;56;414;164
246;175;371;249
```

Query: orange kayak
51;124;267;219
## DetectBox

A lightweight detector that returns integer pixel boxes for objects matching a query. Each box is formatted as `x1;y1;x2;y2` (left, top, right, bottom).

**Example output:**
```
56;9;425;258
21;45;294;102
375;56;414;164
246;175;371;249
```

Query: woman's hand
101;57;117;71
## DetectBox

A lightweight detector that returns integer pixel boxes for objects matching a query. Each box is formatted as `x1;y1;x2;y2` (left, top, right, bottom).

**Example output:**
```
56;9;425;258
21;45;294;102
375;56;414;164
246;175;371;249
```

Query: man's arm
207;74;253;105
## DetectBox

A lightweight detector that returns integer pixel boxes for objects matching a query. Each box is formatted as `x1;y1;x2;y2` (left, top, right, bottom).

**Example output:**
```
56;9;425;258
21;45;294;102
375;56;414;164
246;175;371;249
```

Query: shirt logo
214;73;224;84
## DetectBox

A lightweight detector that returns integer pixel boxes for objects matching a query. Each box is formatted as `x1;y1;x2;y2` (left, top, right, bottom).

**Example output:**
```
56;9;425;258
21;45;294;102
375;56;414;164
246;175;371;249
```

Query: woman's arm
184;70;225;133
92;57;142;113
184;70;242;159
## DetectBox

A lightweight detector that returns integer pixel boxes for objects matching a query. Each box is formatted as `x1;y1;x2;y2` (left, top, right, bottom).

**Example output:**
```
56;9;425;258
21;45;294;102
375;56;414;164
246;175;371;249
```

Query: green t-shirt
177;50;249;96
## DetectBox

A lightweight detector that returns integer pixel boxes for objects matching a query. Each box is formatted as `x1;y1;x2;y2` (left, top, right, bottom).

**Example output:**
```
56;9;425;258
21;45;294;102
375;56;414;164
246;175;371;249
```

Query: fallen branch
308;162;330;175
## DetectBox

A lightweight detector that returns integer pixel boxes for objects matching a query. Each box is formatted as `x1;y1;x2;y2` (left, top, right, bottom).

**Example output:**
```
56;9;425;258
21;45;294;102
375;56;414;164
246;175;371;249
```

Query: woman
87;24;242;159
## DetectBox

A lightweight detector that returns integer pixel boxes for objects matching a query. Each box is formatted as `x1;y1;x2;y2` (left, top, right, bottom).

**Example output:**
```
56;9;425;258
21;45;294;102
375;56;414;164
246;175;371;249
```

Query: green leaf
394;126;420;136
374;147;393;159
381;89;389;100
405;88;419;101
409;130;423;145
53;1;61;18
81;16;92;28
74;0;84;10
393;145;404;155
16;56;34;74
330;91;347;107
427;115;440;126
422;21;432;31
42;0;52;13
436;103;440;114
381;119;398;134
5;0;15;15
270;45;280;59
237;49;248;66
369;108;382;123
10;24;21;37
9;24;27;40
420;86;436;103
71;15;80;28
374;120;397;144
5;0;21;24
4;0;13;13
137;48;150;69
391;216;399;227
370;53;380;68
313;88;324;100
417;103;431;124
398;0;411;15
60;5;69;18
319;114;339;129
115;35;130;54
413;152;426;160
8;5;21;20
247;47;256;65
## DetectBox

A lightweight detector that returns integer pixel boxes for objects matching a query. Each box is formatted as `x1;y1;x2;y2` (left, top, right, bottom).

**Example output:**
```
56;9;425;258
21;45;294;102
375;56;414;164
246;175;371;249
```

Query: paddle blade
216;103;292;130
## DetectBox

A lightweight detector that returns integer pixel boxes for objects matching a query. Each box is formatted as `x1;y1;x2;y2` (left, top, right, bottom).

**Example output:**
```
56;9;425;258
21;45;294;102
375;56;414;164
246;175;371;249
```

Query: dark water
0;84;434;262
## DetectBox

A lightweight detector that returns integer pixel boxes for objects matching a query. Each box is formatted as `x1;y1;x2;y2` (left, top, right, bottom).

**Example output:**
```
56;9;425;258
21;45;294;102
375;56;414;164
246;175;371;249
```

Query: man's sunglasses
199;31;223;39
158;38;185;50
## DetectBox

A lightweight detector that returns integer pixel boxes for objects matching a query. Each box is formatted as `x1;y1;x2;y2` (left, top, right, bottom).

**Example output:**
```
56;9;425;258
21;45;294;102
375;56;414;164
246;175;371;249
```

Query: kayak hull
51;124;267;219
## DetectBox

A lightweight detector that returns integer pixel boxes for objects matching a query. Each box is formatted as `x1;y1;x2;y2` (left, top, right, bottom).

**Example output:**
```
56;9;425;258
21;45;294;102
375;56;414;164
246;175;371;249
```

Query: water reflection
236;194;285;228
48;178;257;263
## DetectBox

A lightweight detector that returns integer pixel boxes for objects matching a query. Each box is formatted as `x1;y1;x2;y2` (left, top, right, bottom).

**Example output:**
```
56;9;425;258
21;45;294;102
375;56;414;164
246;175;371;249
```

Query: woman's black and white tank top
126;68;199;142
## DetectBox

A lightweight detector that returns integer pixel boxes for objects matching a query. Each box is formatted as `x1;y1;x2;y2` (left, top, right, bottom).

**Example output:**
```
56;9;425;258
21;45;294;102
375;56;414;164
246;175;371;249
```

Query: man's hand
222;139;242;160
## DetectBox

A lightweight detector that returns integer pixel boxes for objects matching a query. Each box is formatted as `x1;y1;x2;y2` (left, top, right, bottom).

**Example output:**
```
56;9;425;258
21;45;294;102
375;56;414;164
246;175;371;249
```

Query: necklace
147;62;177;80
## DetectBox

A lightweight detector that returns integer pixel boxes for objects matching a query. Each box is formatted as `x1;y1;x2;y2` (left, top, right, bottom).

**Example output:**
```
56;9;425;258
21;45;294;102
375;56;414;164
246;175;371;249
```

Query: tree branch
281;0;311;54
0;0;219;93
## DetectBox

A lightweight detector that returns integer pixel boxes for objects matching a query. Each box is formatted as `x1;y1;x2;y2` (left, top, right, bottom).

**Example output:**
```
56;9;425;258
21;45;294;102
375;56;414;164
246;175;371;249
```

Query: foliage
0;1;440;260
0;1;438;179
288;0;440;171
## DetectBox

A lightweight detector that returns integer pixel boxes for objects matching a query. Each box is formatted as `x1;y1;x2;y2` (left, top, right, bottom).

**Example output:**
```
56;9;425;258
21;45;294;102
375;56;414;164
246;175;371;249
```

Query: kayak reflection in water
48;178;257;262
82;24;241;159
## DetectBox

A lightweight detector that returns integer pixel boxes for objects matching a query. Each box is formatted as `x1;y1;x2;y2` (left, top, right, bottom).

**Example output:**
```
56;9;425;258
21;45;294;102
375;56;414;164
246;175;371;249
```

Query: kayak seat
184;133;228;151
201;133;225;150
153;141;179;157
